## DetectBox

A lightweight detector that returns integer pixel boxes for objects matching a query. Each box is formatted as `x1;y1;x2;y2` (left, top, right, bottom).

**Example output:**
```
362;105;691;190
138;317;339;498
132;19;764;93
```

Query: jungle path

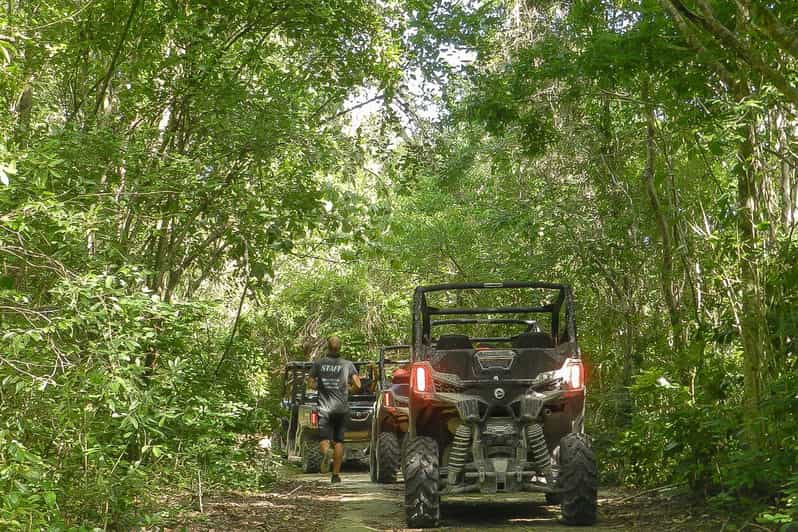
172;465;730;531
226;467;728;531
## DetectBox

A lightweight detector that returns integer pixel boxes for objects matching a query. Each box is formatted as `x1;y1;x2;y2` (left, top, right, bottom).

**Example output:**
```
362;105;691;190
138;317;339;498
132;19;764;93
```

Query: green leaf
44;492;57;508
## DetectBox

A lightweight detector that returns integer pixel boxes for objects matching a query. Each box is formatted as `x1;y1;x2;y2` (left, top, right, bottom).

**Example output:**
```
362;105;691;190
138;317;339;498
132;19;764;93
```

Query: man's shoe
331;474;341;484
320;448;333;474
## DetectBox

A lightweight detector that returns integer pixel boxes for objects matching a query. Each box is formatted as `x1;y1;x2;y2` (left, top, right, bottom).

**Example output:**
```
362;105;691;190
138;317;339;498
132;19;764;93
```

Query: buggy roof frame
431;318;540;327
411;281;579;360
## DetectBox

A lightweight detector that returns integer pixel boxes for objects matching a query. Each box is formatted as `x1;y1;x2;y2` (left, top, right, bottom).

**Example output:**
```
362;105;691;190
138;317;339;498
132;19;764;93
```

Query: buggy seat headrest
435;334;473;350
512;332;554;349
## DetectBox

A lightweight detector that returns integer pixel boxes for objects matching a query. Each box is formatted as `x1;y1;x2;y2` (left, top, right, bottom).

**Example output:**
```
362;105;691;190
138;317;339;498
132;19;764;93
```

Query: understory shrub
0;270;278;529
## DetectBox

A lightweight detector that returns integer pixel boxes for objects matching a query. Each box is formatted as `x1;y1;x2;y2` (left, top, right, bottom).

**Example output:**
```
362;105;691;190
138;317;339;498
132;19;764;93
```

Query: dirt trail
294;469;724;531
298;470;604;531
173;466;726;531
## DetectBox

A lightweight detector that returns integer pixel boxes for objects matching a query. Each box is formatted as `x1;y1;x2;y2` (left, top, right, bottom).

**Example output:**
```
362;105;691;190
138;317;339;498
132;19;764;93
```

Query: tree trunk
736;108;768;448
776;112;797;229
642;80;684;360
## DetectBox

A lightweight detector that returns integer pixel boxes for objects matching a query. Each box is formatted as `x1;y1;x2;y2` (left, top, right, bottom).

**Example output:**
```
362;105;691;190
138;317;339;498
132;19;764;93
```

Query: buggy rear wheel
369;435;377;482
404;436;440;528
558;433;597;525
376;432;401;483
301;440;322;474
400;432;409;476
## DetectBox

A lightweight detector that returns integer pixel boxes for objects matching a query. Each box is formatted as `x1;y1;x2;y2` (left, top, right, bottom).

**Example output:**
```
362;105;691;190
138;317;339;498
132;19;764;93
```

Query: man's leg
319;438;333;473
332;441;344;474
330;413;346;481
318;414;334;474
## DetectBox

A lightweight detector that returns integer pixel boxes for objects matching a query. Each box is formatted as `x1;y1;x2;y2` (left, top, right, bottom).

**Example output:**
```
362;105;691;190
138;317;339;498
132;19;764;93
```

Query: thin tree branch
657;0;737;87
318;94;384;125
215;241;249;376
93;0;143;116
18;0;98;31
738;0;798;61
684;0;798;106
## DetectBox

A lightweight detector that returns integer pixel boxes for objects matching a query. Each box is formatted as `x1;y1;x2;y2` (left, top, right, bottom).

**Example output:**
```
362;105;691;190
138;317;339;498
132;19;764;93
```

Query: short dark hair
327;336;341;357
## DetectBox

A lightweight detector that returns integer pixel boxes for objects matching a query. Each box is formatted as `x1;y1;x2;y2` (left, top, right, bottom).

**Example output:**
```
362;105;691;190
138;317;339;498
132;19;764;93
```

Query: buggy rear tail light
560;358;584;389
411;362;435;395
310;410;319;427
382;390;393;407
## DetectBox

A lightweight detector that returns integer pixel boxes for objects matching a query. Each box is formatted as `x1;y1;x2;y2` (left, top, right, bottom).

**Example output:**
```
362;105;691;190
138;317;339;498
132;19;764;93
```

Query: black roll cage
377;345;410;388
431;318;539;328
411;281;579;362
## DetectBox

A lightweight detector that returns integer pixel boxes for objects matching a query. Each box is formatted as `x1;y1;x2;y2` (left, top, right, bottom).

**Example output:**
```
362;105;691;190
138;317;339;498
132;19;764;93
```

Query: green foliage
351;0;798;524
255;261;410;363
0;266;278;527
0;434;59;529
1;0;405;527
2;0;798;528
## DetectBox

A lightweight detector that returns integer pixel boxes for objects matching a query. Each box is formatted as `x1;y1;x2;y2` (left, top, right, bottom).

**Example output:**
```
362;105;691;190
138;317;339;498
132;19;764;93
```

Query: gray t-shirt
310;356;358;415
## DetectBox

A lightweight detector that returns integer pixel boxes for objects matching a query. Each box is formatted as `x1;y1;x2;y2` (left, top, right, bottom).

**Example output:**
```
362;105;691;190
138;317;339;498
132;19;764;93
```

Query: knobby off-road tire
400;433;409;477
558;433;597;525
301;440;323;473
404;436;440;528
376;432;401;483
369;435;378;482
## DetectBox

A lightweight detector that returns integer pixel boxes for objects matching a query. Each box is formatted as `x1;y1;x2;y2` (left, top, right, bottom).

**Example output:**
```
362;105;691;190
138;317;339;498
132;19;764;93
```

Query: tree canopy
1;0;797;528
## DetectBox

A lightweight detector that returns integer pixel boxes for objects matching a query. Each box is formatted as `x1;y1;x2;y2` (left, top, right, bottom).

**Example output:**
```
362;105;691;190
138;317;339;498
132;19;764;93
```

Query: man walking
308;336;361;483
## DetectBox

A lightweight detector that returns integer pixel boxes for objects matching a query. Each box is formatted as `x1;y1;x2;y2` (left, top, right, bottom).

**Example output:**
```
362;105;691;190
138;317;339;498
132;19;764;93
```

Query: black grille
475;350;516;373
484;417;517;437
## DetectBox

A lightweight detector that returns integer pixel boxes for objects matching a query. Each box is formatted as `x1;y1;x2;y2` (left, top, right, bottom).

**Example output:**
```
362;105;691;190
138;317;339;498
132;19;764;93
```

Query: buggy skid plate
441;458;561;494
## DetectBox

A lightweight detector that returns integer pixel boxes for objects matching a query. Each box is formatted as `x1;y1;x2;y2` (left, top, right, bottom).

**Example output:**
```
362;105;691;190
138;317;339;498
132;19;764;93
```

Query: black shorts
319;412;347;443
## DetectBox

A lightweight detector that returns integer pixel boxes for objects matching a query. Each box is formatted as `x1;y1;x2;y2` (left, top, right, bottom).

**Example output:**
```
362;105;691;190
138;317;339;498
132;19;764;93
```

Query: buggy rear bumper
440;464;562;495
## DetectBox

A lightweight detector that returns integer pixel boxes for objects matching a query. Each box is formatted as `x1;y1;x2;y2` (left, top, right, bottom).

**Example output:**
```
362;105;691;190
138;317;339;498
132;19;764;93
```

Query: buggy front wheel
558;433;597;525
301;440;322;474
404;436;440;528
